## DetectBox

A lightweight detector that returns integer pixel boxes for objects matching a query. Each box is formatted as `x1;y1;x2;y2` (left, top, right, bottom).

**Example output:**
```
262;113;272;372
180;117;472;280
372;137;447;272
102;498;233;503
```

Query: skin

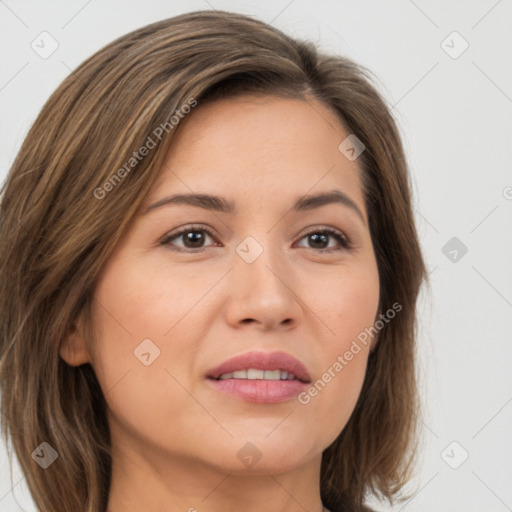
60;94;380;512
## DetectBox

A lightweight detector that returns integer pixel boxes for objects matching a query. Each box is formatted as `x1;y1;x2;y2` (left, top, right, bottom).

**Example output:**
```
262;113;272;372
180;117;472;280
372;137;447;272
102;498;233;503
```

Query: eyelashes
295;228;351;252
160;224;352;254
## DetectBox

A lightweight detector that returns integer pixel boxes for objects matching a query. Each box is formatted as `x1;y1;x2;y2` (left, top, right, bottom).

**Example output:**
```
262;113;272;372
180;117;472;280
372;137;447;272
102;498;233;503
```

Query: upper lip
206;350;312;383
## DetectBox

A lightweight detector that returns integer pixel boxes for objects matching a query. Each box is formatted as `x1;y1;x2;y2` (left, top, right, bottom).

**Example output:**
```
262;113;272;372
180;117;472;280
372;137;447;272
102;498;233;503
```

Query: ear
59;317;91;367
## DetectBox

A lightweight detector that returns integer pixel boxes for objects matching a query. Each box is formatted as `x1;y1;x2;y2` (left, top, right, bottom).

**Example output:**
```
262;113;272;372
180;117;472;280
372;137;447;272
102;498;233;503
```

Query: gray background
1;1;511;511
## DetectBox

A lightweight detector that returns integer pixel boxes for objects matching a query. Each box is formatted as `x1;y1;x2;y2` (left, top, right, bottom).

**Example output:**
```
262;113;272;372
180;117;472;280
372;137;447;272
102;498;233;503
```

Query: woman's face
65;94;380;476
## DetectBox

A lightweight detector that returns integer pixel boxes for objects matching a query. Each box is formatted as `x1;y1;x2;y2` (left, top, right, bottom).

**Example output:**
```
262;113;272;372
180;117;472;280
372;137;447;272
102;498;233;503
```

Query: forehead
147;94;367;220
169;93;348;153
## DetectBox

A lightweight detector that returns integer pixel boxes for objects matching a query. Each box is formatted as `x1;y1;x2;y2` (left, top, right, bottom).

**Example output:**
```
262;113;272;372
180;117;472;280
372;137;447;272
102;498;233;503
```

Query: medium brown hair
0;10;427;512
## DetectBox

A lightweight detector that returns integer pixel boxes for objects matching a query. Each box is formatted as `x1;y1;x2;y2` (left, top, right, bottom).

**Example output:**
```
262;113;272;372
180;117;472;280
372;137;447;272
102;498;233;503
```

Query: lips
206;350;312;383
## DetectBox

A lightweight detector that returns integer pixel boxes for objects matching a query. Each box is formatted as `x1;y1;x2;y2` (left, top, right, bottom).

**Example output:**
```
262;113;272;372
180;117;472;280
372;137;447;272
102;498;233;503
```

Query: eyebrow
142;189;365;223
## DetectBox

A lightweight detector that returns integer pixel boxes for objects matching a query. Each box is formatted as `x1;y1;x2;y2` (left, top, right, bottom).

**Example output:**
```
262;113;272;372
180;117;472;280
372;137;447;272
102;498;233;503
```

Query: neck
106;434;326;512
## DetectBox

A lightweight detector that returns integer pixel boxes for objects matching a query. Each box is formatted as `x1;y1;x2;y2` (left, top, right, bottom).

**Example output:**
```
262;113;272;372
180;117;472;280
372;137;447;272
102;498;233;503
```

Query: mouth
213;368;307;382
206;350;311;383
205;350;311;403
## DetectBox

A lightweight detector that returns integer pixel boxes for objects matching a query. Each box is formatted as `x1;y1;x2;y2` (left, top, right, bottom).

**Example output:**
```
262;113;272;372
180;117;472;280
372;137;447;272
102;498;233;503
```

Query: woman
0;10;426;512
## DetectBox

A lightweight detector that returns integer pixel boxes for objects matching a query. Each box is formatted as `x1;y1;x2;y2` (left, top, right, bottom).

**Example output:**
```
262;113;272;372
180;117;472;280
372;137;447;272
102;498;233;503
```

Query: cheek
86;264;202;445
86;255;216;412
336;272;380;346
332;263;379;377
302;259;379;426
90;253;205;351
316;257;380;347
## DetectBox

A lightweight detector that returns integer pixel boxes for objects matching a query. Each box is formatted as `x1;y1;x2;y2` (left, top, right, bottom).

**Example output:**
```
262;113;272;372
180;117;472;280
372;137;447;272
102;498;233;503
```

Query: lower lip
207;378;308;403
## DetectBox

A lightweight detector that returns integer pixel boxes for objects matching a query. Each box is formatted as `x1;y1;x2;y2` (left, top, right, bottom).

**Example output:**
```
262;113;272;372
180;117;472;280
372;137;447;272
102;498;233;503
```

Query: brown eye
161;226;218;252
296;228;351;252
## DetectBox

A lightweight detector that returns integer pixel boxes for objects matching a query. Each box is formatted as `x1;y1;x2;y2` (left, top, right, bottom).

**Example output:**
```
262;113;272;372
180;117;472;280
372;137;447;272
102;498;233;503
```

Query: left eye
161;226;350;253
296;228;350;252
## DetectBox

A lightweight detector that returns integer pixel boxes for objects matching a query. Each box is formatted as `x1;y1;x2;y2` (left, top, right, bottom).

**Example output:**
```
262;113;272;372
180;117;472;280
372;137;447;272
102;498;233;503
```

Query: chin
199;438;318;475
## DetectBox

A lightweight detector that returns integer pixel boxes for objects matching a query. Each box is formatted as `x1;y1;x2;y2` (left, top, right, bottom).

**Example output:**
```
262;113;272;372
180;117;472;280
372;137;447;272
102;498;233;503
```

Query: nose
223;239;302;331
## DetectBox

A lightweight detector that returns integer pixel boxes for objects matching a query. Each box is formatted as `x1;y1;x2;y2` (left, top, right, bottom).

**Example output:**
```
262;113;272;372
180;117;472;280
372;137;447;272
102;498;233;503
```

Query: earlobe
59;321;91;367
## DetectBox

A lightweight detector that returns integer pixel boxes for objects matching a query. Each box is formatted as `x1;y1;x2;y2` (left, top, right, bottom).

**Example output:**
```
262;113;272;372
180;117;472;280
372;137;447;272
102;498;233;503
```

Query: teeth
248;369;265;379
217;369;297;381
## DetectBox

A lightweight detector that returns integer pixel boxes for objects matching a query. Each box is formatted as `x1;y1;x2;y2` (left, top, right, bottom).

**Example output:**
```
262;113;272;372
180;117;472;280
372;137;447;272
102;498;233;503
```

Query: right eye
161;225;220;252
